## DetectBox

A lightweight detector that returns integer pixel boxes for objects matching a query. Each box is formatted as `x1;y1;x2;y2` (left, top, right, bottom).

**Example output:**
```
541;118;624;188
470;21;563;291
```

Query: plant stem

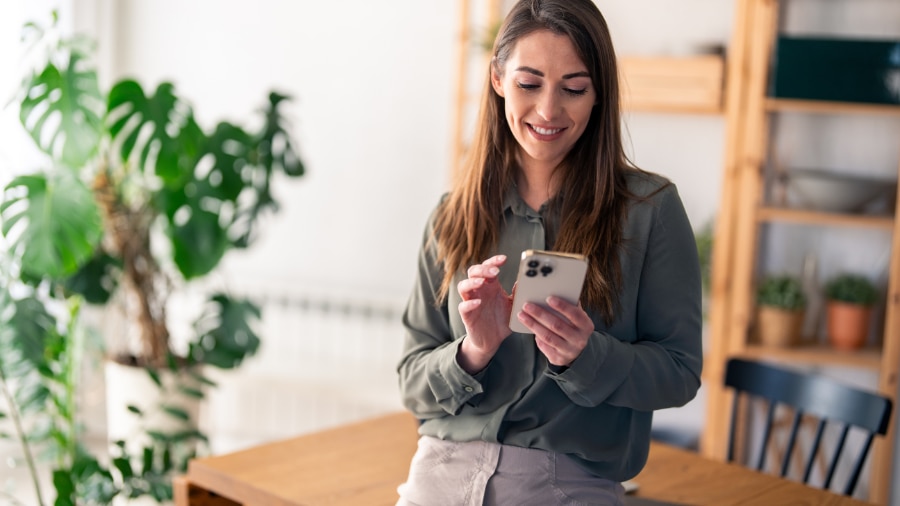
63;297;84;464
0;370;46;506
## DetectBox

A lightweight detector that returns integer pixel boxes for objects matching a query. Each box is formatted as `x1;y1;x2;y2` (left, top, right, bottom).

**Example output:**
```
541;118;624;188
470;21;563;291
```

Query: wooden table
174;411;872;506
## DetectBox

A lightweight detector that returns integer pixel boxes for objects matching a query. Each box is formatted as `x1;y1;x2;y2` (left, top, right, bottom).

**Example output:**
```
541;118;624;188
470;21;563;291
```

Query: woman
396;0;702;504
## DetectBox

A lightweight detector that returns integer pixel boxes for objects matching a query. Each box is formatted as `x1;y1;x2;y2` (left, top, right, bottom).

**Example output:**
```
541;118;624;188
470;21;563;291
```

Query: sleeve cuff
545;332;635;407
426;336;486;414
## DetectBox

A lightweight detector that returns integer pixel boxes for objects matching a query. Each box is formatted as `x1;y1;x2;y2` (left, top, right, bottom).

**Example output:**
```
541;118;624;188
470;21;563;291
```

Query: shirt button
464;386;474;392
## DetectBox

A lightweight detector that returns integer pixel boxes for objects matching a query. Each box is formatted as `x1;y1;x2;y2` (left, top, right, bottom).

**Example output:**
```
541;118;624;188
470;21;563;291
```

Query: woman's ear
490;64;505;98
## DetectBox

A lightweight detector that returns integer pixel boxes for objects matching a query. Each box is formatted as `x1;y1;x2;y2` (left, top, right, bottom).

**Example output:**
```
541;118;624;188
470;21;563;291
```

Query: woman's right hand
456;254;512;374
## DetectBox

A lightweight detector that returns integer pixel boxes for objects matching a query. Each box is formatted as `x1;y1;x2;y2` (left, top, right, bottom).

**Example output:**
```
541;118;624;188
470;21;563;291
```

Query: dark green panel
771;37;900;105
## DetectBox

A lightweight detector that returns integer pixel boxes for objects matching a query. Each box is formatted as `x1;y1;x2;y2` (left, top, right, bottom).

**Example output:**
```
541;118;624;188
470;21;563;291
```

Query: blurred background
1;0;899;504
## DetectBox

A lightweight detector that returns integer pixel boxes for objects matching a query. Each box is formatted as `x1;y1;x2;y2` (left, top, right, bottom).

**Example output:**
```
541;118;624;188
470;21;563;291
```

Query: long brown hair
434;0;638;322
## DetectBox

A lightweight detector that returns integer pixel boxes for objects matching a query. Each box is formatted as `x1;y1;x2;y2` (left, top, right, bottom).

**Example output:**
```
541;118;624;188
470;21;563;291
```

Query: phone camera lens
527;260;539;268
540;265;553;276
526;269;538;277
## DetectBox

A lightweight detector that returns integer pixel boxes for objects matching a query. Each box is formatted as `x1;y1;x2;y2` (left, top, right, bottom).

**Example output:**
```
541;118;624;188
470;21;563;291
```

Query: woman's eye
516;82;540;90
564;88;588;96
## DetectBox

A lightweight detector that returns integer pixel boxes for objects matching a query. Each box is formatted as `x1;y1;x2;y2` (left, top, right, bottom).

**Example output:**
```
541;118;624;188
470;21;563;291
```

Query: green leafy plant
2;19;303;371
824;274;879;306
1;274;189;505
1;14;304;504
0;264;117;506
756;275;806;311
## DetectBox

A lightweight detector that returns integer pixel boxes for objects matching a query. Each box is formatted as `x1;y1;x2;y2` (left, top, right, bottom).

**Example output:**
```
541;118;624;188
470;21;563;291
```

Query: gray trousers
396;435;625;506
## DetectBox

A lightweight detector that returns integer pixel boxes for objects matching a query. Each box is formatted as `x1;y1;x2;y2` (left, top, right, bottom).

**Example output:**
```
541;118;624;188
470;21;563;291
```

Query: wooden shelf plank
765;98;900;117
756;207;895;229
737;344;883;371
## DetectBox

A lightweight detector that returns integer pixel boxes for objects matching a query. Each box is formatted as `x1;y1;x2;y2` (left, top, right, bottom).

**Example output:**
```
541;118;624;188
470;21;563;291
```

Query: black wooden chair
724;357;892;497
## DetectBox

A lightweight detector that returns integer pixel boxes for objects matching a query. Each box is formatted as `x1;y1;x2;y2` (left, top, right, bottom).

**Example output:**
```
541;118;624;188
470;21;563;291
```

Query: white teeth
532;125;562;135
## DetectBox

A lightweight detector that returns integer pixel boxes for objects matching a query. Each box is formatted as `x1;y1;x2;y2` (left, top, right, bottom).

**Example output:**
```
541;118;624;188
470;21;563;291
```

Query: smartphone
508;249;589;334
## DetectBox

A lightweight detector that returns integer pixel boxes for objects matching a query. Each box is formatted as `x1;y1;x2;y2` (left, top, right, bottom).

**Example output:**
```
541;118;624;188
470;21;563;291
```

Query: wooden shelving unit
701;0;900;504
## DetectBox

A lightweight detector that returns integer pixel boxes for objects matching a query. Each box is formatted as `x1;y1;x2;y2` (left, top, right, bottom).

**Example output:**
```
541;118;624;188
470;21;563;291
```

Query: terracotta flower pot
826;301;873;351
757;306;805;347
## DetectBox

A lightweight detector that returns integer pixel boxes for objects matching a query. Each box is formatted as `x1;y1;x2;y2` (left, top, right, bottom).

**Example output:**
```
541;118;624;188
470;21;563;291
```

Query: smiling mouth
529;124;564;135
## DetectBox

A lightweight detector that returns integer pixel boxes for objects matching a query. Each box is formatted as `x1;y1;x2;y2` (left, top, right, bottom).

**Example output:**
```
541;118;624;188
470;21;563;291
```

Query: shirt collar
503;184;546;219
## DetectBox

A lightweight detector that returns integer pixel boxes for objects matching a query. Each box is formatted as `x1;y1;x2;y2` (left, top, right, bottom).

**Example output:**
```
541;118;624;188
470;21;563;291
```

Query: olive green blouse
396;170;703;482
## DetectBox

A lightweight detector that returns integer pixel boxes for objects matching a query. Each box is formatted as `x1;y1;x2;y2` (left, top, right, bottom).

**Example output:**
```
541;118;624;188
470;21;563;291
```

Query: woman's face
491;29;596;173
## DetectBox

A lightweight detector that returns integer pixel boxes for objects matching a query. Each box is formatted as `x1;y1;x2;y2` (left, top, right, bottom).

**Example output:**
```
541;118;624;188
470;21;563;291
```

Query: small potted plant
755;275;806;347
823;274;879;351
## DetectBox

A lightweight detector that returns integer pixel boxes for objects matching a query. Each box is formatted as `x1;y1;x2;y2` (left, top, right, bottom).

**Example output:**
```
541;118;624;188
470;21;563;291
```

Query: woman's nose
535;89;561;121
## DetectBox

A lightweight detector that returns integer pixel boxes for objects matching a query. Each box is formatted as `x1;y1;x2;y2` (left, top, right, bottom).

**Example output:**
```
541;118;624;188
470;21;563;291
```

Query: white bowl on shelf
786;169;897;213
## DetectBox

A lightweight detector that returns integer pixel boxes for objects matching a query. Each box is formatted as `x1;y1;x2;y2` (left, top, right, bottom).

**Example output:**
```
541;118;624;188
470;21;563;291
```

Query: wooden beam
871;157;900;504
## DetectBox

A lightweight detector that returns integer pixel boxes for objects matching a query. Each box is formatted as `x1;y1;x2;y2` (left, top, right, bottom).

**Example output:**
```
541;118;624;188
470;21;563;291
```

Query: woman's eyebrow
514;66;590;79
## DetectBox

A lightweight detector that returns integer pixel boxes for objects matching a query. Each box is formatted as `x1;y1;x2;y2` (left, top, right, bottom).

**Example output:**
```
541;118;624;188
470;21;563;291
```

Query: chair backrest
724;358;892;497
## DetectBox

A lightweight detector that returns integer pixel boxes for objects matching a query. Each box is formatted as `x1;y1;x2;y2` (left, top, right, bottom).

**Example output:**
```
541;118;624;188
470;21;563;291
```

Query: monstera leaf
168;204;229;280
189;294;261;370
63;251;121;304
19;56;104;169
0;291;57;424
257;92;305;178
0;172;103;280
163;122;252;279
0;293;58;380
107;80;206;185
163;110;304;278
230;92;305;248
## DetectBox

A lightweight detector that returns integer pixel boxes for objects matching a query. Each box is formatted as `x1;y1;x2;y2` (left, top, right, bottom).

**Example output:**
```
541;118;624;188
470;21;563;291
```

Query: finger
521;302;575;338
466;255;507;277
466;263;501;280
457;277;486;300
534;332;568;365
546;296;592;328
516;307;562;344
458;298;482;315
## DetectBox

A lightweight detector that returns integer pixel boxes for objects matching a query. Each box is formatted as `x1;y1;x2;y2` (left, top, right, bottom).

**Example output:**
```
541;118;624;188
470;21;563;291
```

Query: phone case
508;249;588;334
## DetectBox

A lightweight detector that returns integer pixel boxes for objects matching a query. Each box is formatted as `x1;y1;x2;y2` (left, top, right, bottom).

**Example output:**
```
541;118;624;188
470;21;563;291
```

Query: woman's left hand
517;296;594;367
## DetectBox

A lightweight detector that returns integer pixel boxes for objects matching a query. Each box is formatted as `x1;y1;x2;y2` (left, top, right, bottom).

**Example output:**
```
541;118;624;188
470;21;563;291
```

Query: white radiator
198;290;408;454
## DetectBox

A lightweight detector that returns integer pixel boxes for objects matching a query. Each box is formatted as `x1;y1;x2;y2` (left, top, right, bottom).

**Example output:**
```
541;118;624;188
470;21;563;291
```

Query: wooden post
449;0;472;186
701;0;764;460
871;159;900;503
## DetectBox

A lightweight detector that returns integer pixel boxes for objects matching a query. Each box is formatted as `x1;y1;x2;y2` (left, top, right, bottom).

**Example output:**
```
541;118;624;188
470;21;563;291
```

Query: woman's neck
515;166;557;212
